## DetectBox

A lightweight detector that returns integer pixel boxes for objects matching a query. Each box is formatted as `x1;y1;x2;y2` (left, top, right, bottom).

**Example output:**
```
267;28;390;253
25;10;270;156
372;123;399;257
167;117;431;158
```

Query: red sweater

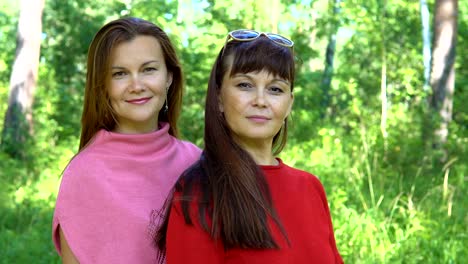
166;159;343;264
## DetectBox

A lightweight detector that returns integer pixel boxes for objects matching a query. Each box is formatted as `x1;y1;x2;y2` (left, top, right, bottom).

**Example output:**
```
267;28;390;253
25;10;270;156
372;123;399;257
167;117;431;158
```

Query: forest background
0;0;466;263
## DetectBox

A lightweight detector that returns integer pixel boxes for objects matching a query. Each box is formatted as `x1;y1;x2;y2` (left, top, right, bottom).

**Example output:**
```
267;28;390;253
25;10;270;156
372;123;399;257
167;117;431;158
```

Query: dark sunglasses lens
268;34;293;46
231;30;259;40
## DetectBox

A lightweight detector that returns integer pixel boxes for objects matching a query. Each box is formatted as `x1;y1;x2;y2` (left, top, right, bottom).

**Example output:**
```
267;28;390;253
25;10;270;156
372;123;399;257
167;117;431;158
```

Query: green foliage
0;103;32;159
41;0;121;142
282;118;467;263
0;4;17;144
454;0;468;139
0;0;467;263
0;129;74;264
0;198;60;264
0;8;16;84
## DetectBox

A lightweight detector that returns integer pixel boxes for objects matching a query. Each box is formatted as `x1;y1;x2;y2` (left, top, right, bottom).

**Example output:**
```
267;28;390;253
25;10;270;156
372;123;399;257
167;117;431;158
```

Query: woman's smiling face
108;35;173;134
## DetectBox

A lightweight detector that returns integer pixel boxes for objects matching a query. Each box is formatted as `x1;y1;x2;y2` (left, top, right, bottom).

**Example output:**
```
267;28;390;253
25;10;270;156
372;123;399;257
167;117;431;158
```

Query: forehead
110;35;164;63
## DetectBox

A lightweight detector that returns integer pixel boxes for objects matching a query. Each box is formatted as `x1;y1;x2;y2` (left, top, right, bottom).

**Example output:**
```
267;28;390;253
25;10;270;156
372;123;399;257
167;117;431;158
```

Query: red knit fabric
166;159;343;264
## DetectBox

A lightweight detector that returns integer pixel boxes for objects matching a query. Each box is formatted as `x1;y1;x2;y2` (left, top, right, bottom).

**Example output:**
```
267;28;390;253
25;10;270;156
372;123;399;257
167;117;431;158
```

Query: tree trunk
429;0;457;159
420;0;432;90
380;0;388;152
1;0;45;158
321;0;343;116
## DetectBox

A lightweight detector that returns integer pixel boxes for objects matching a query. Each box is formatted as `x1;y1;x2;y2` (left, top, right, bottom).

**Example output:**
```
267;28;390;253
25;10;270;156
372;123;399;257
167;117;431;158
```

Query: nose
253;89;267;107
129;75;145;93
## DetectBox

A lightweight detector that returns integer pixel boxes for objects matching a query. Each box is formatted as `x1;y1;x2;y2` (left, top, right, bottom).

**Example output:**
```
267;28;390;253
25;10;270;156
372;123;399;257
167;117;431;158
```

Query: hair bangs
227;38;294;85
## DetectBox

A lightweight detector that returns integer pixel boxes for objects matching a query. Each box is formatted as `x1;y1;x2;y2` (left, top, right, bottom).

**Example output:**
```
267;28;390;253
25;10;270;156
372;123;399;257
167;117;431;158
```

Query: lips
247;115;271;123
126;97;152;104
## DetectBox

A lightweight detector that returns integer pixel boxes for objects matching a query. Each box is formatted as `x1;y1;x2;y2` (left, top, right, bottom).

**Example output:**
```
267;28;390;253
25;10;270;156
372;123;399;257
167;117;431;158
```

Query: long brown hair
155;36;295;260
79;17;183;150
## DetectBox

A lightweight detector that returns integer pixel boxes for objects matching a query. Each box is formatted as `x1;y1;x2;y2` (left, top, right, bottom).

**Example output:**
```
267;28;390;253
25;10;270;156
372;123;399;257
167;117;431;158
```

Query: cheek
149;76;169;93
223;98;243;116
108;94;119;109
108;80;125;97
276;100;293;118
218;91;230;113
107;88;118;103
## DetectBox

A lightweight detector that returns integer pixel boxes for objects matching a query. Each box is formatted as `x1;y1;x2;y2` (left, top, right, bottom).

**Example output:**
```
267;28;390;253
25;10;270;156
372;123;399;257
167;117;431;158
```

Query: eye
143;67;157;73
236;82;253;90
111;71;126;79
269;86;284;94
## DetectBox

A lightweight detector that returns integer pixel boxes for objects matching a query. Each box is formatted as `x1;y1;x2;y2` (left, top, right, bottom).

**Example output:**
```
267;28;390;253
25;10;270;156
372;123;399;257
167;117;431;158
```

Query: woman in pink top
52;17;201;263
154;30;343;263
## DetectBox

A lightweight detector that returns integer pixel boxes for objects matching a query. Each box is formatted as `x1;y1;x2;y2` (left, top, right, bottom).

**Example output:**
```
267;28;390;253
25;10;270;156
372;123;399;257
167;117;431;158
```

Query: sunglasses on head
223;29;294;51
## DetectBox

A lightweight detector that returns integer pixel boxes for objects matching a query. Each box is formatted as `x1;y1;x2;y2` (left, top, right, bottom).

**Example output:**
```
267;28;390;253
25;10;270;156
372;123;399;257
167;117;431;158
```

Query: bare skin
59;227;79;264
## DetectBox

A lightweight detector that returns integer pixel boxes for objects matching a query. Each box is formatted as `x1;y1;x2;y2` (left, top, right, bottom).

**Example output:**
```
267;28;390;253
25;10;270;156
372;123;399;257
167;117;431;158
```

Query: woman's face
107;35;172;134
218;69;294;148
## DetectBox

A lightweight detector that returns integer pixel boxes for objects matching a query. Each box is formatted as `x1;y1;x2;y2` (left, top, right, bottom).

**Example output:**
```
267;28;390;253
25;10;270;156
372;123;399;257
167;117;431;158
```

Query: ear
166;72;173;89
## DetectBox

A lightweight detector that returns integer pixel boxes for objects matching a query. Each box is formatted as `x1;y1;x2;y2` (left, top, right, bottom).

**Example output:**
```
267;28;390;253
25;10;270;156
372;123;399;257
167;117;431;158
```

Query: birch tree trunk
1;0;45;158
321;0;343;115
429;0;458;159
380;0;388;152
420;0;432;90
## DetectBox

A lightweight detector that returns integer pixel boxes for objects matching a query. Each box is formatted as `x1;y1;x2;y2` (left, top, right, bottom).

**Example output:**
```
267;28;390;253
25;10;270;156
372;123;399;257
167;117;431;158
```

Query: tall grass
282;121;467;263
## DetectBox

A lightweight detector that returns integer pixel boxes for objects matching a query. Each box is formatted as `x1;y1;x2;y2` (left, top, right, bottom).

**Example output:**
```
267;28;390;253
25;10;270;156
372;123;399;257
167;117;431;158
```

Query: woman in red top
154;29;343;264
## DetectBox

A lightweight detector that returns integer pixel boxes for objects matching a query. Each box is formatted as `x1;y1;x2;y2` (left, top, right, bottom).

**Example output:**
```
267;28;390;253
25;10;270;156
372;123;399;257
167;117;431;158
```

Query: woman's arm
59;227;80;264
310;177;344;264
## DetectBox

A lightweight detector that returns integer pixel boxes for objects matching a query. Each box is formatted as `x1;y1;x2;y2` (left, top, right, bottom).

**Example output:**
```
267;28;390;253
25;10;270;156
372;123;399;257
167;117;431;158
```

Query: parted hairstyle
79;17;183;150
155;35;295;261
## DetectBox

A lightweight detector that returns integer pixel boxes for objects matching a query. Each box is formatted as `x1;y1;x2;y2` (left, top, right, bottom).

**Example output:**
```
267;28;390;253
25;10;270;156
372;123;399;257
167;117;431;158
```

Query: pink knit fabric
52;123;201;263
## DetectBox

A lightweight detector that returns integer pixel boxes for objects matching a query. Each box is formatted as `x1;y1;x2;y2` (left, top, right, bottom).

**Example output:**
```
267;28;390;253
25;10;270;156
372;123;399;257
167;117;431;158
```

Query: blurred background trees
1;0;44;159
0;0;466;263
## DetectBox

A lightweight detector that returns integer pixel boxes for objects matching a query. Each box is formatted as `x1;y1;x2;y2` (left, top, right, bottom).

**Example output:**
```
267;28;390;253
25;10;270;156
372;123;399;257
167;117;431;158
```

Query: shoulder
279;162;328;197
162;122;201;152
58;143;112;191
277;162;319;182
63;146;103;174
169;137;202;159
174;138;202;153
54;149;107;219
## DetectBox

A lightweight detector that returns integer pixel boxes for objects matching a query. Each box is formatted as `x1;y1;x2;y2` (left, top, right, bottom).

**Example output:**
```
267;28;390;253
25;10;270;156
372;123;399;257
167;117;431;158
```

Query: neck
113;120;159;134
236;139;277;166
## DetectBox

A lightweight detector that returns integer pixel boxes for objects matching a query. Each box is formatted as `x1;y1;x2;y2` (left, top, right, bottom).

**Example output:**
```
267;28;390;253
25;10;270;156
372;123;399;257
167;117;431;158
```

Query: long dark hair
155;36;295;261
79;17;183;150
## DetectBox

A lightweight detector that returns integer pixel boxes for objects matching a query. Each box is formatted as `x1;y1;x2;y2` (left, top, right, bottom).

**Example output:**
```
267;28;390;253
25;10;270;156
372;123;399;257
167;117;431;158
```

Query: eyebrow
273;79;291;85
111;60;160;69
232;73;290;85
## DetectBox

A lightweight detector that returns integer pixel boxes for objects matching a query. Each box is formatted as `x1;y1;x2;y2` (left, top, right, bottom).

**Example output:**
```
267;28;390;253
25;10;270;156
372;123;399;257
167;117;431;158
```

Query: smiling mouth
126;97;152;104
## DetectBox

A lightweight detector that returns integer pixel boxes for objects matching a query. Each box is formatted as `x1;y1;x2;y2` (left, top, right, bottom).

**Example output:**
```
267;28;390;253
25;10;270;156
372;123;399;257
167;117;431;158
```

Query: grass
0;198;60;264
282;124;467;263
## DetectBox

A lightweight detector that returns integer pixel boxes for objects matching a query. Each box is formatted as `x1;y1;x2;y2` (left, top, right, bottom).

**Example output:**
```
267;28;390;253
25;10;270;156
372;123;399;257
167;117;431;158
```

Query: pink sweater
52;123;201;263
